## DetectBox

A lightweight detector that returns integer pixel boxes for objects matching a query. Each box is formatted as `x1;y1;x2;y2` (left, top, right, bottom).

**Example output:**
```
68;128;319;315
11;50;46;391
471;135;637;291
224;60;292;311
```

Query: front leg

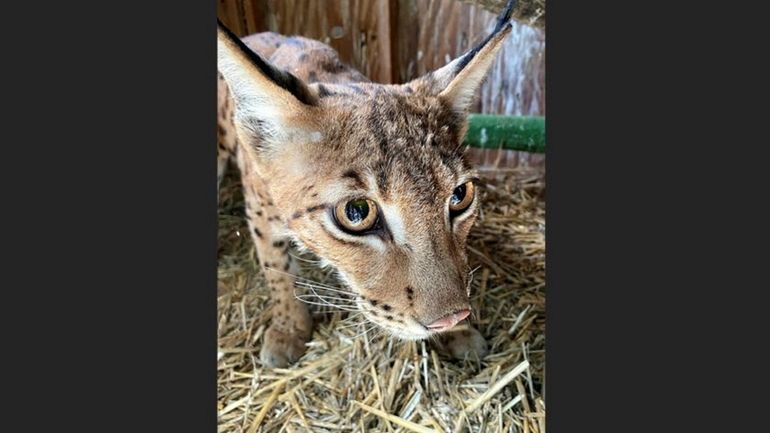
241;168;313;368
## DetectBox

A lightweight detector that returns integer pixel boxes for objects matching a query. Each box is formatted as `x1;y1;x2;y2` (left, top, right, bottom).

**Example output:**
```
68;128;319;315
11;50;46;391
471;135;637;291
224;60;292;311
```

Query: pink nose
426;309;471;331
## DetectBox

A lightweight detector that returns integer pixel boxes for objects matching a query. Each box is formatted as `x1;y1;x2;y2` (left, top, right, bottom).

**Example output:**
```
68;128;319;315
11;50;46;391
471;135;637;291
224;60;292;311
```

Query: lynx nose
426;309;471;332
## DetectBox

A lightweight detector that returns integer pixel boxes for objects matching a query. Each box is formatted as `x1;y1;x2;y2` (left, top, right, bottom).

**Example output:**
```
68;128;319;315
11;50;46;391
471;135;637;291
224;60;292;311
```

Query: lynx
217;0;517;367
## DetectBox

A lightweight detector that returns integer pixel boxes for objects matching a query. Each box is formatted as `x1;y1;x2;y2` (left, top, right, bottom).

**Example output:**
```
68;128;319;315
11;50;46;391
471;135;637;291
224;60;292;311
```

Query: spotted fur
217;0;517;367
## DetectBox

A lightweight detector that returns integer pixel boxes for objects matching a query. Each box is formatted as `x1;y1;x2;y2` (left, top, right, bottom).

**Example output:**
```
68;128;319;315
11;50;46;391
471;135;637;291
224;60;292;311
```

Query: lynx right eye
448;181;475;218
334;198;379;233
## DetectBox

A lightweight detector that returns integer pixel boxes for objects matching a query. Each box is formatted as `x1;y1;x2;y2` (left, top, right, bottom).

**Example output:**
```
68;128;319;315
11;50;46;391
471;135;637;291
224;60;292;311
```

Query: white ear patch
217;33;315;149
410;24;512;114
439;31;509;113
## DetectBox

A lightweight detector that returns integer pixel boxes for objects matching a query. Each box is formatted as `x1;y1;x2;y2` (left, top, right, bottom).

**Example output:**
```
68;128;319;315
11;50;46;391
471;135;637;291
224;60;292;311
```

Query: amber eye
334;198;379;233
449;182;475;216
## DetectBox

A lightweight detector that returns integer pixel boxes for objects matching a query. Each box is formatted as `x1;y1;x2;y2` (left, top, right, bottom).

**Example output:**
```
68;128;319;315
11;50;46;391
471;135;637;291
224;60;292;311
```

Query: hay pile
218;166;546;433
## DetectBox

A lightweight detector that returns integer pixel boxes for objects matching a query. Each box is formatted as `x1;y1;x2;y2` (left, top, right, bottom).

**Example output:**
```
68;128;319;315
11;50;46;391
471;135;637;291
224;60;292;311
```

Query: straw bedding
217;166;546;433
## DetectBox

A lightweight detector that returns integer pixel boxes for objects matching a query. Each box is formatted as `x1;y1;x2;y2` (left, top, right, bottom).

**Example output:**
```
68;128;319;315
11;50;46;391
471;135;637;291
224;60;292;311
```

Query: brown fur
217;3;514;367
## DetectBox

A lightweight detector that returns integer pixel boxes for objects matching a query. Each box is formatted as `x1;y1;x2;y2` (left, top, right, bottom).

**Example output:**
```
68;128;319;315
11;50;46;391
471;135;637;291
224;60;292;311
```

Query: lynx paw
440;326;489;361
259;302;313;368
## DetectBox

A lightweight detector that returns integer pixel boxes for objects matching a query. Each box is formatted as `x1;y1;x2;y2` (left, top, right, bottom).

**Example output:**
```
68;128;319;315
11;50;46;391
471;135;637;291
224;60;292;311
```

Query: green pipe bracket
465;114;545;153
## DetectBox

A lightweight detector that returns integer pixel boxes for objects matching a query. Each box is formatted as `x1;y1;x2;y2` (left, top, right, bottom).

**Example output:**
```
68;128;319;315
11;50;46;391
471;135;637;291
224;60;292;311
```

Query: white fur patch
309;131;323;142
379;202;407;246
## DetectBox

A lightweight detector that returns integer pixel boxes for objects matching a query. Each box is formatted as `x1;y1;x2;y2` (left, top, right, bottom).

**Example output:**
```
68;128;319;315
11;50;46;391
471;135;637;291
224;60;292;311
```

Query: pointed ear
217;20;318;148
407;0;515;114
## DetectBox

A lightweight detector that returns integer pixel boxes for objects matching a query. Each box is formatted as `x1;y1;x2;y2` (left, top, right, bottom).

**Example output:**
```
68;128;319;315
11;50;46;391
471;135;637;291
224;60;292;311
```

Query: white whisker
293;296;359;312
337;312;366;327
288;252;323;264
264;266;344;290
337;316;368;330
352;322;379;339
301;284;360;313
296;294;354;304
294;281;352;296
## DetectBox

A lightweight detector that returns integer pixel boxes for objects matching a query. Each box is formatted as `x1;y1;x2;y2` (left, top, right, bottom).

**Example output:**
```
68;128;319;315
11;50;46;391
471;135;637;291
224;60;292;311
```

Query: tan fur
218;19;512;367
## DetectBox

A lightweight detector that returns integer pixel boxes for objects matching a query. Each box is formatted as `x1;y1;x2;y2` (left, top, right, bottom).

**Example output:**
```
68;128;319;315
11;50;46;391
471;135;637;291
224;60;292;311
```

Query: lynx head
217;1;516;340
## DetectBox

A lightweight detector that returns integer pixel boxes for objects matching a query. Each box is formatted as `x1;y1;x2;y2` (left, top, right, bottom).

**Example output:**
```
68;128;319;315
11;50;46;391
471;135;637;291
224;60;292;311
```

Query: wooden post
374;0;400;84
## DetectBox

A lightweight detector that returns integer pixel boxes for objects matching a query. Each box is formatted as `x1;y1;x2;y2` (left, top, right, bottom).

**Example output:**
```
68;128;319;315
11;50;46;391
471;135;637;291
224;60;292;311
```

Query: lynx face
218;2;514;340
261;85;481;340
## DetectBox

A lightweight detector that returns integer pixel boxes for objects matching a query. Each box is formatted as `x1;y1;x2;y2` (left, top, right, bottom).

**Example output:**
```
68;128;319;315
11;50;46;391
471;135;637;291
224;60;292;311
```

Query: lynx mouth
358;309;466;341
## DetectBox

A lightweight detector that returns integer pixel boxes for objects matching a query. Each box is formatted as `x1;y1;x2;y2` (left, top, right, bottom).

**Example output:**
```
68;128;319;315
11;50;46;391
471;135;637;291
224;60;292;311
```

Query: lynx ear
408;0;515;114
217;20;318;148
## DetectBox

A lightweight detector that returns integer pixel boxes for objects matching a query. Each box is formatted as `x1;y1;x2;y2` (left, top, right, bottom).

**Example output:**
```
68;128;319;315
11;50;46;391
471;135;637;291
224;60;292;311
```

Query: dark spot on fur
253;227;262;238
370;299;378;306
311;193;318;198
342;170;366;189
285;37;303;47
317;84;335;98
375;157;389;196
273;240;285;248
306;205;325;213
256;211;263;216
386;315;394;321
382;304;392;312
308;71;318;83
292;211;303;219
331;60;345;72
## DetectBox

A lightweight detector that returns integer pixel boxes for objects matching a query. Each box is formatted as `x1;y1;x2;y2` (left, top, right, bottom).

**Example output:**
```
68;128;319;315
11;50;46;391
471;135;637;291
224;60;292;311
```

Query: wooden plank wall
217;0;545;168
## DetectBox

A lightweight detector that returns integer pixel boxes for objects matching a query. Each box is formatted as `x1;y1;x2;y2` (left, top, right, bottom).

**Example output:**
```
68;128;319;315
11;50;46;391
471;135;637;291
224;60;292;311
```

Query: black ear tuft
454;0;516;73
217;20;317;106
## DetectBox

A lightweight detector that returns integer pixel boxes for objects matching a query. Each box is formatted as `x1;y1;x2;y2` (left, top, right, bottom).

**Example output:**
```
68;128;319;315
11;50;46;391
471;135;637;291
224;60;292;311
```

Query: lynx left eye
449;182;475;217
334;198;379;233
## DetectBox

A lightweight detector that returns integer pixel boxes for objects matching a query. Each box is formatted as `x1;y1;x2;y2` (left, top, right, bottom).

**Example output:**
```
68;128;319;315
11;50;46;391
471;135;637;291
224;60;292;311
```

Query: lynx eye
334;198;379;233
448;182;475;217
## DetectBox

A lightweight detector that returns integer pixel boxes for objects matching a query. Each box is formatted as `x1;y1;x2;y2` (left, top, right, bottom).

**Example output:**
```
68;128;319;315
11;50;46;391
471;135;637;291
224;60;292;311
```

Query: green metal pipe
465;114;545;153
